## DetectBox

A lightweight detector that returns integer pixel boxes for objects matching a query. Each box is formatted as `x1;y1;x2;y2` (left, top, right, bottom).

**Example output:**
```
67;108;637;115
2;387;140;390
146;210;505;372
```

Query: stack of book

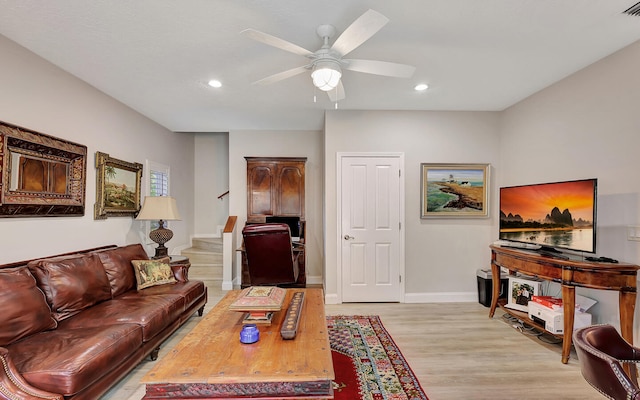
531;295;563;310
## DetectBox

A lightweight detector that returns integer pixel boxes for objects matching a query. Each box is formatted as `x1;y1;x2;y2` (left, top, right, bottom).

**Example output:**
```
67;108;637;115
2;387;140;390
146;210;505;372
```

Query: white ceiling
1;0;640;132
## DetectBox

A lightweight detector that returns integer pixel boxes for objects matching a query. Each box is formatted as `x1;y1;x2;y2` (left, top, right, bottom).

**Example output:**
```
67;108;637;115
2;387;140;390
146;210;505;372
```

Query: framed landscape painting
94;151;142;219
420;163;490;218
0;120;87;217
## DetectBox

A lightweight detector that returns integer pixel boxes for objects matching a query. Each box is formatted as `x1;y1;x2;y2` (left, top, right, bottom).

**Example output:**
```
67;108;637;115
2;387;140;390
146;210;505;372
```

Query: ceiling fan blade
330;9;389;57
241;29;313;57
343;59;416;78
253;65;308;85
327;81;346;102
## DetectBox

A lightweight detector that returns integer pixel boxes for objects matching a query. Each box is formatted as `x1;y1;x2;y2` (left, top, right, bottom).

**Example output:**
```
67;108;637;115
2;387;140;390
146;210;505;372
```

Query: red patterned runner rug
327;315;429;400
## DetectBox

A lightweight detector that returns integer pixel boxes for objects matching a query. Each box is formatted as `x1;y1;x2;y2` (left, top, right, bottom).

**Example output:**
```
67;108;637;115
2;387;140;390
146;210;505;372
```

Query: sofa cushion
131;257;176;290
124;280;207;313
0;267;57;346
8;324;142;396
60;295;185;342
95;243;149;297
27;253;112;321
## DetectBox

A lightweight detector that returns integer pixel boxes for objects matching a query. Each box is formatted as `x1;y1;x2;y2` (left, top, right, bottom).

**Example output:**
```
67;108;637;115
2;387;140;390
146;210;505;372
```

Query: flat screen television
499;178;597;254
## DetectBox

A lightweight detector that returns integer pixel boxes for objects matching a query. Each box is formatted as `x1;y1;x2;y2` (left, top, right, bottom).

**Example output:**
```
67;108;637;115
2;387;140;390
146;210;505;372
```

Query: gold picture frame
420;163;490;218
0;120;87;217
94;151;142;219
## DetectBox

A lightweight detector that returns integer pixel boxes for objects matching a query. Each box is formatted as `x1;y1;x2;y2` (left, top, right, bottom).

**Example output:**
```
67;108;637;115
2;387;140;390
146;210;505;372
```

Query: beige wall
193;132;229;235
3;27;640;333
324;111;502;303
501;40;640;333
228;130;324;285
319;40;640;330
0;35;195;262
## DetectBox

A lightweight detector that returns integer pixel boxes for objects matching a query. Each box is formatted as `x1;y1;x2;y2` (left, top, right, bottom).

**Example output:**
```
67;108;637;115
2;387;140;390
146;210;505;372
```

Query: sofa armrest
170;264;189;282
0;347;63;400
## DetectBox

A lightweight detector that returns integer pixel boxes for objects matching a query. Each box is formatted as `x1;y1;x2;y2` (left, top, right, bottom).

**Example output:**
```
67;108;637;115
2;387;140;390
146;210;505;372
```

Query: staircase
180;237;223;291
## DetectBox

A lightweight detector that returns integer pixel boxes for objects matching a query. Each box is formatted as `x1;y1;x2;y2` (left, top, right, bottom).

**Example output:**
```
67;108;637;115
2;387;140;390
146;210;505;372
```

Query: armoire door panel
278;165;304;216
247;164;277;218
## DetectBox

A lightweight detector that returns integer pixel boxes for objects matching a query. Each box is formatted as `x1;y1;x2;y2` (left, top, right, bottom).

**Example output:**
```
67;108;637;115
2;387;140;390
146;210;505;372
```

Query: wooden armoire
243;156;307;287
245;157;306;222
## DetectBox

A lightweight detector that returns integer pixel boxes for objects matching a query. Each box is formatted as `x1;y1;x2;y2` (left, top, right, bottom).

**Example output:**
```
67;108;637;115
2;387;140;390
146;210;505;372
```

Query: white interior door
339;154;403;302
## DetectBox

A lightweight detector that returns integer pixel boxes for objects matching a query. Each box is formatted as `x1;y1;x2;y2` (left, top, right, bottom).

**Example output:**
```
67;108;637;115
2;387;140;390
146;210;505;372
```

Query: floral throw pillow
131;257;176;290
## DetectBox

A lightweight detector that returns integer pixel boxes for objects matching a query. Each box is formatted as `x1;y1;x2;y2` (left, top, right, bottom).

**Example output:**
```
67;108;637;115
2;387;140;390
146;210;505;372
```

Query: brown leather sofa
0;244;207;400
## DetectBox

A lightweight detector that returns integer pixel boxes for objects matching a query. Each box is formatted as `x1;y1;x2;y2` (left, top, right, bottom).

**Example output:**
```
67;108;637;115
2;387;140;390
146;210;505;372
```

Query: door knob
344;235;355;240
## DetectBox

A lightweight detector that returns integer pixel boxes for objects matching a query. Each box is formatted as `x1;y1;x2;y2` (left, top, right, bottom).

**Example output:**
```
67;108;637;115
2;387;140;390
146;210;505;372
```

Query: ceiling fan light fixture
311;61;342;91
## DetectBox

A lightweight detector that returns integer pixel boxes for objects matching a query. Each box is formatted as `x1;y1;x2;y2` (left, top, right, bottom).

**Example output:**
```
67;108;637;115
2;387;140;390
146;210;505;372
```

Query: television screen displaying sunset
499;179;597;253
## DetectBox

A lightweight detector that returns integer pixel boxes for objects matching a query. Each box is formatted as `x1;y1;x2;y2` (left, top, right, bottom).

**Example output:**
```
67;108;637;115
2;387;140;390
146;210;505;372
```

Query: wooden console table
489;245;640;365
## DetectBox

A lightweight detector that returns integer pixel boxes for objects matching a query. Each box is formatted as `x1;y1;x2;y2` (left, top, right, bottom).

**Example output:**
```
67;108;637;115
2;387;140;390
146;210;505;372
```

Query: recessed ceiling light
208;79;222;88
414;83;429;91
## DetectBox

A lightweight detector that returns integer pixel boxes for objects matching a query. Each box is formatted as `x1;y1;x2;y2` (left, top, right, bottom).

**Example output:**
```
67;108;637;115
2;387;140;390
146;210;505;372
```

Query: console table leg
561;285;575;364
619;290;637;380
488;260;500;318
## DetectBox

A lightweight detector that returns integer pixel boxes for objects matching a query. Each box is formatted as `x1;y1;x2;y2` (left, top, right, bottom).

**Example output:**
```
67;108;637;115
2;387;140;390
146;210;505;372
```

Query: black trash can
476;268;508;307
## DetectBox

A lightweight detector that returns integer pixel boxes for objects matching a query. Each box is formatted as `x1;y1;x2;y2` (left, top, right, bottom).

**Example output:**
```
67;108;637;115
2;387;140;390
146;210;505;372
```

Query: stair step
181;251;222;266
181;237;224;283
191;237;223;252
188;264;222;281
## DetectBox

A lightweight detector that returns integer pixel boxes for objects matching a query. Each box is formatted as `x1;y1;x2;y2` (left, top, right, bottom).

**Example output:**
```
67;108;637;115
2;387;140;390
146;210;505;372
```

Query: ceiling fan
241;9;416;102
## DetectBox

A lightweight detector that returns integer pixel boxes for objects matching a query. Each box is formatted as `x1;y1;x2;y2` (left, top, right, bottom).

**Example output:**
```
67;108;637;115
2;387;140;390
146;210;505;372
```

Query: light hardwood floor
101;283;601;400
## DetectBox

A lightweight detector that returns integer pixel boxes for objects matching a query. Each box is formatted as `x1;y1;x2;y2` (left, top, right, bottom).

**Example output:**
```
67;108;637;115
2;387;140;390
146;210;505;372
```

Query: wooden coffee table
141;288;334;399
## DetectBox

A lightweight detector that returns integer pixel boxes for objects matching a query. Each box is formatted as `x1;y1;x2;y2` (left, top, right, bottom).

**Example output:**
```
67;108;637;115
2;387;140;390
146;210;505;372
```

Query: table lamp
136;196;181;258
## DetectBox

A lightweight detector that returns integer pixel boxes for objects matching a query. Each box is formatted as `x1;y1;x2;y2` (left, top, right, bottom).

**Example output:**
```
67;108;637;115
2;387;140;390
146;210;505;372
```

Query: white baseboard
404;291;478;303
323;291;478;304
221;280;233;291
306;275;323;286
325;293;340;304
171;244;189;255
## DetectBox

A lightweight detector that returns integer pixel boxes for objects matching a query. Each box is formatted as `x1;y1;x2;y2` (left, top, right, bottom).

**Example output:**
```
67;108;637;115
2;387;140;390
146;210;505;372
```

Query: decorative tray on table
228;286;286;325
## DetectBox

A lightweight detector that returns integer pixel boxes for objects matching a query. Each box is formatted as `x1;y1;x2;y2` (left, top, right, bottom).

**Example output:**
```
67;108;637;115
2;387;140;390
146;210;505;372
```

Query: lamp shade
311;60;342;91
136;196;181;221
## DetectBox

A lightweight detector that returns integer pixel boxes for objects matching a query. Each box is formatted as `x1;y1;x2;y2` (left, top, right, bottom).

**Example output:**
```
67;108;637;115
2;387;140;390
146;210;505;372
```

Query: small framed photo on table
506;276;542;312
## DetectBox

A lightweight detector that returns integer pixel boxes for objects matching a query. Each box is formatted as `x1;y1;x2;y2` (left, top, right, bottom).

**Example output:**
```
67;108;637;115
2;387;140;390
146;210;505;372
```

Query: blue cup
240;324;259;344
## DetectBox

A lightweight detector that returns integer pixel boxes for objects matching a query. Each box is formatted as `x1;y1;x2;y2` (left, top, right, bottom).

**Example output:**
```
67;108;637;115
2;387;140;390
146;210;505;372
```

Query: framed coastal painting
94;151;143;219
420;163;490;218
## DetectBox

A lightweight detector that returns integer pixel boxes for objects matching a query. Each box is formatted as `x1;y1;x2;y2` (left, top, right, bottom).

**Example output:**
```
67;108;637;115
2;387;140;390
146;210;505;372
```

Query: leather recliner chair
242;223;300;286
573;324;640;400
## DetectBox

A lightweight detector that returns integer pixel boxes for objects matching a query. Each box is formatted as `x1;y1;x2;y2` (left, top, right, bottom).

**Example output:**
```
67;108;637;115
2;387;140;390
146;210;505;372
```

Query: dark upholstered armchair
242;223;300;286
573;324;640;400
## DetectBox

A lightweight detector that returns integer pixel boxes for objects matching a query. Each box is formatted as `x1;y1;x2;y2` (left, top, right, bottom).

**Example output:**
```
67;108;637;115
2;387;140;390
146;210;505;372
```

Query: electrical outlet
627;226;640;241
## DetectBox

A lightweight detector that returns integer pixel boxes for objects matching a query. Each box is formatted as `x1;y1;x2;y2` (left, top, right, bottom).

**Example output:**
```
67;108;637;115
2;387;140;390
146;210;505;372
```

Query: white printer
528;301;592;334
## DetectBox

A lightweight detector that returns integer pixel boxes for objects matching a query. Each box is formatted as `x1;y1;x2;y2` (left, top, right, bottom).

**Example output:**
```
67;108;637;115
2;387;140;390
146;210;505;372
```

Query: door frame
336;152;406;303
